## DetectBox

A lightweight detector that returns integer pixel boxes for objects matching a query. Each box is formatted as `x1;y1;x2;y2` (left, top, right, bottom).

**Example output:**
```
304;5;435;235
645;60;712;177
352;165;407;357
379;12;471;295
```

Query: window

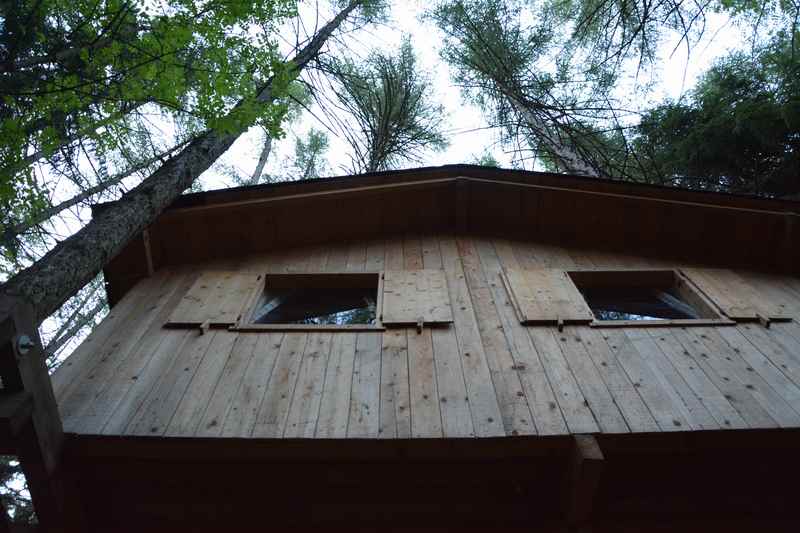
501;267;738;328
166;269;455;332
567;270;731;326
248;273;380;326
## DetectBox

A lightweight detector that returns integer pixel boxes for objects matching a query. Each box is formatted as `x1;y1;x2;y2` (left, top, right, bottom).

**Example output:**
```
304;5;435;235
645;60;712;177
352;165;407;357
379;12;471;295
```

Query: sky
199;1;743;190
31;0;752;361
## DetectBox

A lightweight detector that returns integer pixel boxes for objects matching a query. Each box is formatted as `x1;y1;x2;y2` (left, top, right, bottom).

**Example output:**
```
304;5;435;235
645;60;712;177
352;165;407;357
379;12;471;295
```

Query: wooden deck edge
63;426;800;463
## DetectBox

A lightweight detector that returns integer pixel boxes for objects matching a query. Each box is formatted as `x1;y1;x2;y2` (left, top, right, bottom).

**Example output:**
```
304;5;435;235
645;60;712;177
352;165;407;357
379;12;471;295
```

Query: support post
0;296;66;531
565;434;605;528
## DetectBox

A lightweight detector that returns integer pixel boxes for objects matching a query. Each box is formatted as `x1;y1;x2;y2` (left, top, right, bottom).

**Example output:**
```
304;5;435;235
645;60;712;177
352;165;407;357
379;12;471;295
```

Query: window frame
231;272;386;332
566;268;736;328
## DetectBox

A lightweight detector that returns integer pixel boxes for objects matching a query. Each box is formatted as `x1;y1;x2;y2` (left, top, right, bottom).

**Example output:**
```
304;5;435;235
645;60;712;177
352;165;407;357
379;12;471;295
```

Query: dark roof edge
95;164;800;214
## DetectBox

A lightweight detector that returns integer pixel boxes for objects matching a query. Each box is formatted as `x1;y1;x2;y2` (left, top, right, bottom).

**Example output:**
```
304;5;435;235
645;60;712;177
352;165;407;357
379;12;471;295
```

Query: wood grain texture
55;234;800;441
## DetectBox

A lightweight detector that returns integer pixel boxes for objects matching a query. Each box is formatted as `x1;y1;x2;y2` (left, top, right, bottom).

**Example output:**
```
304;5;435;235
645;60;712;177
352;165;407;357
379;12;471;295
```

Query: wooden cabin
4;165;800;531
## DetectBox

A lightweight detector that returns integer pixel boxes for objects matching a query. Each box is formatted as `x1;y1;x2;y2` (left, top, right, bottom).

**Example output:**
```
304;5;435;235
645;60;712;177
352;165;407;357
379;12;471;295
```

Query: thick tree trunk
1;0;364;324
2;139;191;245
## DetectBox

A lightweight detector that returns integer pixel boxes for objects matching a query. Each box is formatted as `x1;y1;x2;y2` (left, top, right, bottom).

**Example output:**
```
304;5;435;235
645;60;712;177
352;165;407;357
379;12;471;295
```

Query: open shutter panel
502;268;594;325
681;268;792;321
167;271;263;327
381;270;453;326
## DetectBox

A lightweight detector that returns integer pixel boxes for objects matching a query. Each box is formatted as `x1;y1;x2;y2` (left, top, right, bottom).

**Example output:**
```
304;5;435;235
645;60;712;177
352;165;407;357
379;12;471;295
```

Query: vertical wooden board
579;329;660;433
558;328;629;433
58;272;178;423
736;323;800;389
681;268;760;320
624;329;717;430
324;242;349;271
345;237;383;438
458;237;535;436
315;332;357;438
220;333;283;438
514;240;576;269
716;326;800;410
347;332;382;438
65;272;196;433
403;234;424;270
739;271;800;318
693;327;800;426
167;271;260;325
304;244;331;272
379;328;411;438
406;329;443;438
365;239;386;272
195;333;261;437
51;273;164;399
382;270;453;325
527;328;599;434
603;329;688;431
479;238;568;435
646;330;747;429
772;320;800;348
164;331;240;436
124;330;220;436
503;267;592;324
439;238;505;437
673;329;780;429
99;330;192;435
406;235;446;438
284;332;334;438
430;325;474;437
509;243;597;432
345;240;368;272
251;332;309;438
384;237;404;270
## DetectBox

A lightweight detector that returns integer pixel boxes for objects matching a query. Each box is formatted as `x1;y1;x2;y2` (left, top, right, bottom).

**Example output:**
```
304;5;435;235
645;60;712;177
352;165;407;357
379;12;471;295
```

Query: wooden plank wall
54;234;800;438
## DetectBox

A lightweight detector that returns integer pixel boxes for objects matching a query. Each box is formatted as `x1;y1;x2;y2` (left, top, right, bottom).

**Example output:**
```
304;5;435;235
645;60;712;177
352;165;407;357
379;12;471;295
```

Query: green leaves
629;31;800;195
0;0;297;203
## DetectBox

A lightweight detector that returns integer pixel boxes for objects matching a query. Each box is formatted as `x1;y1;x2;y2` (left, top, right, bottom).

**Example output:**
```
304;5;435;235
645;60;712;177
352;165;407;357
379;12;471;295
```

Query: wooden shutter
167;271;263;327
381;270;453;326
501;268;593;325
681;268;792;321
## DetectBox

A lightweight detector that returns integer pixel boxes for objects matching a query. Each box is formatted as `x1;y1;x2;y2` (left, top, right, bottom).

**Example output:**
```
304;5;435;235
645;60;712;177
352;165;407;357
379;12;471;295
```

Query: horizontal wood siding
56;235;800;439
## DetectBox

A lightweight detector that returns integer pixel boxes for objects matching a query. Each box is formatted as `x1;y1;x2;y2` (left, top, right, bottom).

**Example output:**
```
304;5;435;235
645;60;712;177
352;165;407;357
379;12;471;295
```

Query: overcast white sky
199;2;742;190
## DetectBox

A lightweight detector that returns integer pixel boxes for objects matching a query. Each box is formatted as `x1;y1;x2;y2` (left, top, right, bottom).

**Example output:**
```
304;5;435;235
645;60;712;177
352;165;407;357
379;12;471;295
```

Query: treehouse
3;165;800;531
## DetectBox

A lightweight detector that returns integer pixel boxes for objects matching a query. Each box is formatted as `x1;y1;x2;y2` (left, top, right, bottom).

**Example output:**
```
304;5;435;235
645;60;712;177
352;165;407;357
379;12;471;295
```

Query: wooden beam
0;297;68;530
0;392;33;451
565;434;605;527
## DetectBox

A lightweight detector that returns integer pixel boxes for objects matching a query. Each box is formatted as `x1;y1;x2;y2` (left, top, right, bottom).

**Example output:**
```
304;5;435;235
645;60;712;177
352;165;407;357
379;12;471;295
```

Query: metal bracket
14;334;36;358
416;317;424;334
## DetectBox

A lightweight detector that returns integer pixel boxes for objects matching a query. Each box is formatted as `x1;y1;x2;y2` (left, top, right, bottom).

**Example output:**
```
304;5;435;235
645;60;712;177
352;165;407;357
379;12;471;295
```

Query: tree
625;30;800;195
432;0;614;176
291;129;330;180
324;37;447;172
0;0;384;326
0;0;296;181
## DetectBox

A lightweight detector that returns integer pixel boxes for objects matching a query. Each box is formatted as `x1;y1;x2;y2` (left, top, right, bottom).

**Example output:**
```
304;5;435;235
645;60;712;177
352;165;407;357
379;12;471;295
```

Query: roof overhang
96;165;800;306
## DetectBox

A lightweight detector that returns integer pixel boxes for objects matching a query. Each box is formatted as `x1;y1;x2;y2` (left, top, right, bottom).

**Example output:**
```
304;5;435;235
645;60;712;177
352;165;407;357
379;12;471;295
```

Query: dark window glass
252;287;377;325
580;287;701;321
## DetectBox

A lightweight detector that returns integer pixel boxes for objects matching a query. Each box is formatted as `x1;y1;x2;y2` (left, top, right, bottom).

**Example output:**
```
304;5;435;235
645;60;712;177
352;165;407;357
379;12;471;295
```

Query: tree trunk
245;134;273;185
1;0;365;325
504;92;601;177
2;139;191;245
